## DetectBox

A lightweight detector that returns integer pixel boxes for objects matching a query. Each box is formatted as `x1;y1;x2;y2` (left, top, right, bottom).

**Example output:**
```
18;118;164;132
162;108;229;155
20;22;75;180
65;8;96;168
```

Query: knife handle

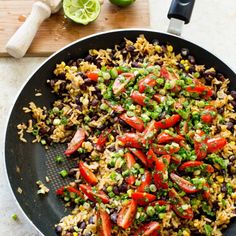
167;0;195;24
6;1;51;58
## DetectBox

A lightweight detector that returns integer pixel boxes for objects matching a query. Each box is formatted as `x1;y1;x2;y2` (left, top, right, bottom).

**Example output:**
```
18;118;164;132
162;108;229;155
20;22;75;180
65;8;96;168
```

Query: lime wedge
63;0;101;25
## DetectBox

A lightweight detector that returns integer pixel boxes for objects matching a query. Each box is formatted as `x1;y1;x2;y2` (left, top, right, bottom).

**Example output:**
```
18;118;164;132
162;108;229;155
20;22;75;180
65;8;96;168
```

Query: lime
63;0;101;25
109;0;135;7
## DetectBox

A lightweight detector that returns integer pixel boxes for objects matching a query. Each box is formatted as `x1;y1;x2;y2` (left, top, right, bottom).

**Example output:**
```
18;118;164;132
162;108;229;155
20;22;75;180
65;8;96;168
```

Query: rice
18;35;236;236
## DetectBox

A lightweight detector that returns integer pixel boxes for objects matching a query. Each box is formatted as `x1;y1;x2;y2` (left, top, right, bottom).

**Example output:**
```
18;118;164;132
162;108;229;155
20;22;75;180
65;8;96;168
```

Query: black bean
55;226;62;234
89;201;96;208
91;99;99;106
88;216;95;224
59;81;66;92
231;90;236;99
205;76;212;85
178;63;185;70
80;153;88;159
39;127;48;136
76;72;86;79
221;183;227;193
102;186;108;194
181;48;189;57
226;122;234;130
76;58;83;66
229;118;236;124
68;168;77;177
229;155;236;162
119;182;128;193
119;118;128;127
97;124;106;131
131;61;140;68
79;221;86;230
216;73;225;81
126;45;135;52
83;78;93;86
218;107;224;114
215;126;221;134
67;60;74;66
91;115;98;121
80;83;87;91
58;72;66;80
116;168;122;174
204;70;216;77
84;55;94;62
188;55;196;64
110;212;118;224
231;100;236;108
188;65;195;73
113;186;120;195
108;146;116;152
152;39;159;45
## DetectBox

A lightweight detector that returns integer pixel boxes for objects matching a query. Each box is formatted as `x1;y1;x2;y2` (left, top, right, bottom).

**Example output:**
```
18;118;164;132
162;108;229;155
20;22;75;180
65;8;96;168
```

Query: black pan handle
167;0;195;24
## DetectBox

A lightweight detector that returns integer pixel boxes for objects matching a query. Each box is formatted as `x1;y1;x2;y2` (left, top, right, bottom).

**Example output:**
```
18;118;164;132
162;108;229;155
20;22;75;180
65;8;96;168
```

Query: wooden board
0;0;150;56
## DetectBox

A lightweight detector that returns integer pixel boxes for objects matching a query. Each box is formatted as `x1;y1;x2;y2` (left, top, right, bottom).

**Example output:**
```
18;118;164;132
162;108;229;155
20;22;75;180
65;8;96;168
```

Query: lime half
63;0;101;25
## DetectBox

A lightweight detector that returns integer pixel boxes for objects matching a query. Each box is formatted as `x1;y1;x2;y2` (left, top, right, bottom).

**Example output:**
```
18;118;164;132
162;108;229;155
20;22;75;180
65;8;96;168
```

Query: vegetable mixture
18;35;236;236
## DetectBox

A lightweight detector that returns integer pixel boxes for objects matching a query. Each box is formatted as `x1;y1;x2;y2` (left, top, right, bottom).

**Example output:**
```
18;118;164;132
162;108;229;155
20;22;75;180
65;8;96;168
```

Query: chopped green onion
59;169;68;178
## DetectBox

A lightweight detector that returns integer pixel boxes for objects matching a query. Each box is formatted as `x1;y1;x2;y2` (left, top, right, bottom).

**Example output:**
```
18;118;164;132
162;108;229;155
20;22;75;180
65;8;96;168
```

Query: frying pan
4;0;236;235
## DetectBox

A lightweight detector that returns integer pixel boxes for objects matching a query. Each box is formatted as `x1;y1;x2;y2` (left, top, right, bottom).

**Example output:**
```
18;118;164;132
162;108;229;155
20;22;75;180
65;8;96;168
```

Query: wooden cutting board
0;0;150;57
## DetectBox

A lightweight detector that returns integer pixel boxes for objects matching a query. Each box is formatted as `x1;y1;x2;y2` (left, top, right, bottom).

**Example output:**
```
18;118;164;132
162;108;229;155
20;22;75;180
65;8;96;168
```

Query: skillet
4;0;236;235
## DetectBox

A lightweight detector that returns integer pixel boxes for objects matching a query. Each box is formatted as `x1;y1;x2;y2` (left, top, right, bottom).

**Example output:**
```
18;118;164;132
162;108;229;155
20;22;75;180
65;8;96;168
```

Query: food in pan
18;35;236;235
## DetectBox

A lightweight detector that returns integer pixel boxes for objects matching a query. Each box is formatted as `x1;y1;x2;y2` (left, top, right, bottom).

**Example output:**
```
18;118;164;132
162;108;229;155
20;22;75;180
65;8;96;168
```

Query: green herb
60;116;68;125
226;183;233;195
55;155;64;163
207;153;229;170
146;206;155;216
204;224;213;236
59;169;68;178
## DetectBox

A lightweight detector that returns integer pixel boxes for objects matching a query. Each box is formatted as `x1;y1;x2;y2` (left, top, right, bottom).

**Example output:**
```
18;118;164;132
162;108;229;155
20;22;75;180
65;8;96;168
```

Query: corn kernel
218;193;223;201
155;45;162;53
231;192;236;199
185;66;190;71
73;233;78;236
216;176;224;183
127;189;134;197
183;230;190;236
167;45;173;52
180;59;185;64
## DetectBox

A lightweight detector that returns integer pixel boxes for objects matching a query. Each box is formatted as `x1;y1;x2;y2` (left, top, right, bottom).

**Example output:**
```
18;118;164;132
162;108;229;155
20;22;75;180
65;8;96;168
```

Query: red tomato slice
146;148;159;167
118;133;143;148
202;183;210;200
117;200;137;229
134;221;160;236
138;74;157;93
153;155;170;190
96;129;111;150
201;106;217;124
97;208;112;236
160;66;177;80
207;137;227;153
103;100;124;113
154;114;181;130
171;154;182;165
130;91;147;106
170;173;199;193
79;184;109;204
79;161;98;186
169;188;194;220
193;130;208;160
179;161;203;171
112;73;135;95
56;186;65;195
131;192;156;206
157;131;184;144
86;71;99;81
129;148;148;166
120;113;145;132
124;152;136;185
137;170;152;192
64;128;86;156
153;94;166;103
151;143;180;155
142;120;158;145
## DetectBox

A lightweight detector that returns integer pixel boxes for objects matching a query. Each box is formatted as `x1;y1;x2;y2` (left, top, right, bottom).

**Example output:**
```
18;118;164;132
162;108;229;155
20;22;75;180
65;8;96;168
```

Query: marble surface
0;0;236;235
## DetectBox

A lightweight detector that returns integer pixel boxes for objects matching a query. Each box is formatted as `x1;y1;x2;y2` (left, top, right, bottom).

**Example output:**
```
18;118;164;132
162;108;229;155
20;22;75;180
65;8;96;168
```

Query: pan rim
3;27;236;235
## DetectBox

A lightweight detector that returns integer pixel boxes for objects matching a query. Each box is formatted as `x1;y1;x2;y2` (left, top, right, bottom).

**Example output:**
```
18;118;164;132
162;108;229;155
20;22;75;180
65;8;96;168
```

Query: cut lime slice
63;0;101;25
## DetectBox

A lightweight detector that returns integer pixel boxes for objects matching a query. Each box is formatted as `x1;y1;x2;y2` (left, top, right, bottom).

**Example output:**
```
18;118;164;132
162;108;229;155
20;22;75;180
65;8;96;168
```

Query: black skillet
4;0;236;235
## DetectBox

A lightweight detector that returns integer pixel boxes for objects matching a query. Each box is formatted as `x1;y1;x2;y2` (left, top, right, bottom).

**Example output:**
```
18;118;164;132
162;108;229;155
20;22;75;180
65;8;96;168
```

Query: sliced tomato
112;73;135;95
124;152;136;185
157;131;184;144
129;148;148;166
202;183;210;200
193;130;208;160
104;100;124;113
138;74;157;93
171;154;182;165
86;71;99;81
142;120;158;145
160;66;177;80
134;221;160;236
137;170;152;192
96;129;111;150
153;155;170;190
131;192;156;206
118;133;143;148
79;161;98;186
207;137;227;153
56;186;83;198
97;208;112;236
151;143;180;155
154;114;181;130
79;184;109;204
179;161;214;173
56;186;65;195
130;91;148;106
64;128;86;156
117;199;137;229
201;106;217;124
169;188;193;220
120;113;145;132
170;173;199;194
153;94;166;103
146;148;159;167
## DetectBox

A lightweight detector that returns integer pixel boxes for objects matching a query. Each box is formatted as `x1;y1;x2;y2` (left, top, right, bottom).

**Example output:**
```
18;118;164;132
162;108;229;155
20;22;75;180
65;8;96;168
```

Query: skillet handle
167;0;195;36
